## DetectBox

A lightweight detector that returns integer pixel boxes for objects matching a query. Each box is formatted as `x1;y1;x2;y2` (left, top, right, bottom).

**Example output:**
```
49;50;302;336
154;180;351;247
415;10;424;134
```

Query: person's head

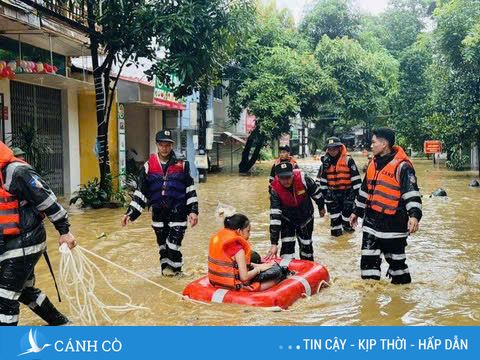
12;147;26;161
371;128;395;156
325;137;343;157
224;213;251;240
155;130;175;158
275;162;294;188
278;145;291;160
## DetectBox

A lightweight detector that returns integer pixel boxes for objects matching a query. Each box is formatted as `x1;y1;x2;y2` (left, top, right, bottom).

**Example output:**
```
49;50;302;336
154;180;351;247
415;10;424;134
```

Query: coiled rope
59;243;209;324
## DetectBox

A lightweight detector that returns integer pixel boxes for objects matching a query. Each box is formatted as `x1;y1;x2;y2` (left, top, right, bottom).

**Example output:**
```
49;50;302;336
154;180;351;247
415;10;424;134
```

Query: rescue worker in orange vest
122;130;199;276
269;145;299;183
350;128;422;284
208;214;286;291
0;141;76;326
266;162;325;261
317;137;362;237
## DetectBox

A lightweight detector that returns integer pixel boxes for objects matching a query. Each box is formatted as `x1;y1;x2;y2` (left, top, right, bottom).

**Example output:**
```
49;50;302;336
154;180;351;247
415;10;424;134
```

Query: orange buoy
183;258;330;309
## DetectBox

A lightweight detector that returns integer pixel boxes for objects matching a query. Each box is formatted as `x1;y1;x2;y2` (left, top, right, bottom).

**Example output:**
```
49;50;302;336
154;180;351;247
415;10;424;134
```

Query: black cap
372;127;395;147
326;136;342;148
279;145;291;153
275;162;294;177
155;130;175;143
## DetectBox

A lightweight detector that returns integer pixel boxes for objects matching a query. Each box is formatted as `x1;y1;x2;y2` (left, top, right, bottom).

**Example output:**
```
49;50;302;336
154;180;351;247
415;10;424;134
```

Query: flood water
20;155;480;326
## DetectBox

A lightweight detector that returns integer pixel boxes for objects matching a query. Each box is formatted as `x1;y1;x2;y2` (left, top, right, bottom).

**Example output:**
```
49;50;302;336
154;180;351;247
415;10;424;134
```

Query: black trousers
326;189;355;237
151;207;188;272
279;218;314;261
0;225;67;326
360;212;411;284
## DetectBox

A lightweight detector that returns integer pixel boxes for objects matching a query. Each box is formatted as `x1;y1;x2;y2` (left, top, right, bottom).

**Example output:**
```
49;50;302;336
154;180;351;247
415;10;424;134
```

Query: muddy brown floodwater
20;156;480;326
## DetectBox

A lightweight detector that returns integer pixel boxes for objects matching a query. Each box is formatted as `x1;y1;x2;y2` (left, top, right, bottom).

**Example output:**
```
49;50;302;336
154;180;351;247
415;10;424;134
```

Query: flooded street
20;156;480;326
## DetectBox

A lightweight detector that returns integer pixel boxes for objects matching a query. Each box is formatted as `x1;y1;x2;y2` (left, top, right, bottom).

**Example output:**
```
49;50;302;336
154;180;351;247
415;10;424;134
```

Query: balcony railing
20;0;89;30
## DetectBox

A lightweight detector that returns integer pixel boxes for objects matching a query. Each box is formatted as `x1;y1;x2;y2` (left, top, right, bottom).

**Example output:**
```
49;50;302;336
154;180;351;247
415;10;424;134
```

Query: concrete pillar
61;88;81;196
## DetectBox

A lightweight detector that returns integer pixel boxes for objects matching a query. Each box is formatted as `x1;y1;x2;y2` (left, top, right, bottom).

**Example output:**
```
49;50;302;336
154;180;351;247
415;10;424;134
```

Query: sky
273;0;389;24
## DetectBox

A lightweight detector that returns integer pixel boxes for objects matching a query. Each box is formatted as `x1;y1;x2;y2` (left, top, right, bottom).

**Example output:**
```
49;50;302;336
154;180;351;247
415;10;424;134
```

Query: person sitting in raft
208;214;288;291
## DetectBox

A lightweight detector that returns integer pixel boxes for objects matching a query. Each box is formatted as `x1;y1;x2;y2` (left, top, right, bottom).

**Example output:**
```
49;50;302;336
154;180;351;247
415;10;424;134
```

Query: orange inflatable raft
183;258;330;309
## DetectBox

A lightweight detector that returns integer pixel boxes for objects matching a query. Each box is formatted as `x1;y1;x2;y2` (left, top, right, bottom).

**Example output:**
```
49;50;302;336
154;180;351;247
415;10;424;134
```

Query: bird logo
18;329;51;356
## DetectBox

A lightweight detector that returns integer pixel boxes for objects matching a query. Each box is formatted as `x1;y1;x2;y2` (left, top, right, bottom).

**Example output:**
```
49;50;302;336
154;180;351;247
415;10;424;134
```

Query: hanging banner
153;75;186;110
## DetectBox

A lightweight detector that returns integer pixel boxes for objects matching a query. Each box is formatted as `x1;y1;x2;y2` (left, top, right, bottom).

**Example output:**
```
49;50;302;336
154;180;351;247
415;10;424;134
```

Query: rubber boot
30;297;70;326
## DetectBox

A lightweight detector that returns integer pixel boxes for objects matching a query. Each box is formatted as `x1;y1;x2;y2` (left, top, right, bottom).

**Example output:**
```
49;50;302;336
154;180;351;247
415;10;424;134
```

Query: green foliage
10;125;53;177
315;36;398;124
390;35;433;150
148;0;255;96
428;0;480;157
259;147;274;161
70;178;109;209
446;145;469;171
375;0;430;57
299;0;360;48
70;175;128;209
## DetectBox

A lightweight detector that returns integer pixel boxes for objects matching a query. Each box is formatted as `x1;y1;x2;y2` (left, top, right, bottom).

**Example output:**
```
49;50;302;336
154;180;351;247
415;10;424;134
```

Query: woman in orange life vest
208;214;286;291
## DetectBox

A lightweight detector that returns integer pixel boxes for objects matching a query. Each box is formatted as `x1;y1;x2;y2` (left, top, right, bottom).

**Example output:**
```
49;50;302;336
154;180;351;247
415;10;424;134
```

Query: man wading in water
350;128;422;284
122;130;199;276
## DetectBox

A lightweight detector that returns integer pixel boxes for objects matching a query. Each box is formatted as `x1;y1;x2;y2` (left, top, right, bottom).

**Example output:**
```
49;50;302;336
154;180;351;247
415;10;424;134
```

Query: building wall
62;88;81;196
124;105;150;162
78;91;119;185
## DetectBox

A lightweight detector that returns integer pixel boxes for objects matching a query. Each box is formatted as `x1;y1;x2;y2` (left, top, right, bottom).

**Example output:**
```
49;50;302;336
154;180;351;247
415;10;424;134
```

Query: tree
223;3;337;173
300;0;360;49
376;0;431;57
390;35;433;150
83;0;162;192
148;0;255;180
314;36;398;139
428;0;480;173
234;47;336;173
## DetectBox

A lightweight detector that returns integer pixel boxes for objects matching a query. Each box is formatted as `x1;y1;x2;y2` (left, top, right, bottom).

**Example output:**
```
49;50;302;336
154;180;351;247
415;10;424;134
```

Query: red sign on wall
424;140;442;154
3;106;8;121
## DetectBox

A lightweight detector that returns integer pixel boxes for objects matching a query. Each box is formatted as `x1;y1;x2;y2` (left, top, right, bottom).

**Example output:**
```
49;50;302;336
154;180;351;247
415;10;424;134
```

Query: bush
446;146;469;171
259;147;274;161
70;175;129;209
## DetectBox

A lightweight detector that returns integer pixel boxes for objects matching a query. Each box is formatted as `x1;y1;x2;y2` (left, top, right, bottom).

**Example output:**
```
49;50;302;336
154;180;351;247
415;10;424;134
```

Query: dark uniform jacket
2;162;70;251
269;172;324;245
126;152;198;221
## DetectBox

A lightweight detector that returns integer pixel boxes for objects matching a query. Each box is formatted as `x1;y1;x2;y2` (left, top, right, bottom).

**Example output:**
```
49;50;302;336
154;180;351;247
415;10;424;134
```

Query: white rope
58;243;147;325
76;245;210;306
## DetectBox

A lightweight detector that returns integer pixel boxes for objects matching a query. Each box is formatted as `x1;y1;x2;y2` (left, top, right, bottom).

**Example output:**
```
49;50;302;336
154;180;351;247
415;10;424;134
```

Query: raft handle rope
75;245;210;306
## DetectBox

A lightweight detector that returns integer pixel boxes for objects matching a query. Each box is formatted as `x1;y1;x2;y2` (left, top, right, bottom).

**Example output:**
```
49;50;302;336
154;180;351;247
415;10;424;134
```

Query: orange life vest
365;146;412;215
275;156;297;168
0;143;26;236
208;228;252;290
271;169;308;207
325;145;352;190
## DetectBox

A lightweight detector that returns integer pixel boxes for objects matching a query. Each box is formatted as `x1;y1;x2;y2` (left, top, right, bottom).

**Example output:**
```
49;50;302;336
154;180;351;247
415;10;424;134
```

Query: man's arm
125;162;149;221
348;157;362;195
352;176;368;219
399;163;422;221
269;164;276;183
305;174;324;210
184;161;199;215
269;191;282;245
9;166;70;235
316;163;329;196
